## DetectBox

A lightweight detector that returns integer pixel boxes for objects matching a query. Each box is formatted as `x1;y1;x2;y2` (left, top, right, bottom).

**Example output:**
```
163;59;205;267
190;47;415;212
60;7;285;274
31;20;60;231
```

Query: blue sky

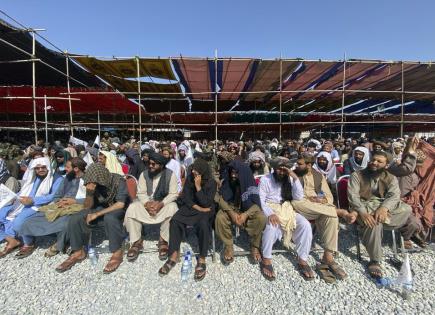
2;0;435;61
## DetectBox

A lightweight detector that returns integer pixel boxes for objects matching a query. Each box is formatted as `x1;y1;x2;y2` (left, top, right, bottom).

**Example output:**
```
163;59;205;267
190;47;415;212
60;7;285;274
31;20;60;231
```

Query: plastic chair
336;174;403;261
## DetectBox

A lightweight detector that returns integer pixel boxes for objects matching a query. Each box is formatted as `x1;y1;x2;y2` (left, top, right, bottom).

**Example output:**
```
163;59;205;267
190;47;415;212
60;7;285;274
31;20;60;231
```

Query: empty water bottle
88;246;98;267
181;256;190;281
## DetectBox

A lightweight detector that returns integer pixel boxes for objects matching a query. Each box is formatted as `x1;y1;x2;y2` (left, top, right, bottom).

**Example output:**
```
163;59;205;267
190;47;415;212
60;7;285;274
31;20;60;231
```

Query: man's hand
86;183;97;191
194;174;202;191
228;211;239;224
359;212;377;228
57;198;76;208
235;213;248;226
19;196;33;206
283;167;298;179
268;214;281;227
86;212;99;225
193;204;211;212
373;207;389;224
404;136;419;155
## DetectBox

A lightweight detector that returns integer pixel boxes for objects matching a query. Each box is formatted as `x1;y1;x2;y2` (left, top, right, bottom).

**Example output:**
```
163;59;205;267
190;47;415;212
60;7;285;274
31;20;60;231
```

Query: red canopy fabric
0;86;139;114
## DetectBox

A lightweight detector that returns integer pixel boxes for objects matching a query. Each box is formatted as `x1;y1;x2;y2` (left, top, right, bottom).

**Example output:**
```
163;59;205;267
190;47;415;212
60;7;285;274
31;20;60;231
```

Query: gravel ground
0;226;434;315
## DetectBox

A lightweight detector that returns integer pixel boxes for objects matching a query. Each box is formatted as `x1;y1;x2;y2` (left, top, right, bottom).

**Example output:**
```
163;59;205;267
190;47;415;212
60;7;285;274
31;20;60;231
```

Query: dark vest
298;169;323;194
142;168;173;201
357;169;395;201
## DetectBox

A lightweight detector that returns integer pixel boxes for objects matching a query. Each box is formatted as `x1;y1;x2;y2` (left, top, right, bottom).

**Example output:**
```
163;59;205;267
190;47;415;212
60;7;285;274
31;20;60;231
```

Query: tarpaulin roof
0;86;139;114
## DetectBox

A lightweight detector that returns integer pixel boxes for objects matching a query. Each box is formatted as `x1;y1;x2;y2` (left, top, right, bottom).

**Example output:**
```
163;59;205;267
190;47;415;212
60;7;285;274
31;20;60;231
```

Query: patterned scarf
83;163;121;207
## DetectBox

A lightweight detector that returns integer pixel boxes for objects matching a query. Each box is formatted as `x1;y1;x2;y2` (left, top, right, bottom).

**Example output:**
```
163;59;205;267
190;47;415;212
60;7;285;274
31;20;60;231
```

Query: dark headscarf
83;163;121;207
191;158;212;182
148;152;169;166
220;160;260;211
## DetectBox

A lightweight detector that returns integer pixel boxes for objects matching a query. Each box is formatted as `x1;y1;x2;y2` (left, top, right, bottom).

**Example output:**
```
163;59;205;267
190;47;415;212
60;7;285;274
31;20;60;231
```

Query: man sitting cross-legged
347;151;419;278
259;157;314;281
291;155;348;283
124;152;179;262
215;160;267;265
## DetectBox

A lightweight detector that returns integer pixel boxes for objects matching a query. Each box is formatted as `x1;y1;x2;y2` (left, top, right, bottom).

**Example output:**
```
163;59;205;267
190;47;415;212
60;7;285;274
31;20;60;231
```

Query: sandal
326;261;347;280
44;244;60;258
158;240;169;261
297;263;315;281
103;254;123;274
127;240;143;262
194;262;207;281
55;252;87;273
221;245;234;265
15;245;36;259
159;259;177;276
249;247;262;264
316;263;336;284
368;261;382;279
260;261;276;281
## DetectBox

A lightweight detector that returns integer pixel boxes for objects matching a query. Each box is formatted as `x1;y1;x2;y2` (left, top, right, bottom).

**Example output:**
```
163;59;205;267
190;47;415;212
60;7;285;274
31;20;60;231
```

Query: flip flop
316;263;336;284
194;262;207;281
298;263;315;281
221;245;234;266
367;261;382;279
326;261;347;280
260;262;276;281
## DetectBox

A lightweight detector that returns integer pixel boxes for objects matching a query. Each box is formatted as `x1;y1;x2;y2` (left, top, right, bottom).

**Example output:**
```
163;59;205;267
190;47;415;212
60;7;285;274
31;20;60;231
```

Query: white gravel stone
0;228;434;314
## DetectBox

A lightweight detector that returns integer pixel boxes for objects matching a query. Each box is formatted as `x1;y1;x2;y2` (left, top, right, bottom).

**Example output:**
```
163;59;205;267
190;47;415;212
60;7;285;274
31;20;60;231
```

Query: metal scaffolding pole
136;56;142;143
31;30;38;144
214;49;218;146
44;95;48;144
279;55;283;141
65;51;74;136
97;110;101;141
400;62;405;137
340;55;347;138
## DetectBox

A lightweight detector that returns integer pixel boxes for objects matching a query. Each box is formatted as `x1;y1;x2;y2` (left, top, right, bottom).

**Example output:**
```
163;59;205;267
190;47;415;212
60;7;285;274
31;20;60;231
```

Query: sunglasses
34;166;47;170
149;162;158;167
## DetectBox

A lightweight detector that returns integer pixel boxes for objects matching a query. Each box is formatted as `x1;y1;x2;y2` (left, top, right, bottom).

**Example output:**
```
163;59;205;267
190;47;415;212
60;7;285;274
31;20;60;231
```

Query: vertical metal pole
214;49;218;147
132;114;135;138
340;54;347;138
97;110;101;142
44;95;48;144
31;31;38;144
136;57;142;144
65;51;74;137
400;62;404;137
279;54;283;141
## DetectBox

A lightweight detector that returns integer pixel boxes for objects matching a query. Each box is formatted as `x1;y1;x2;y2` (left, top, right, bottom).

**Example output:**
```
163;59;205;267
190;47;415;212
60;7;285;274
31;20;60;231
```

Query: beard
367;167;384;177
149;168;162;178
66;171;76;180
273;171;286;183
251;163;261;171
354;158;363;166
293;168;308;177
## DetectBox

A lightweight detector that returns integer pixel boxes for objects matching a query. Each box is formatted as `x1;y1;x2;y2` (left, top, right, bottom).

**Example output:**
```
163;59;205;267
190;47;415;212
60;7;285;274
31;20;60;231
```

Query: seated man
347;151;418;278
259;157;314;281
0;153;20;193
124;152;178;262
313;151;337;185
159;158;217;281
248;151;270;177
215;160;267;264
0;157;63;258
55;163;128;273
17;157;87;258
292;155;348;282
343;146;370;175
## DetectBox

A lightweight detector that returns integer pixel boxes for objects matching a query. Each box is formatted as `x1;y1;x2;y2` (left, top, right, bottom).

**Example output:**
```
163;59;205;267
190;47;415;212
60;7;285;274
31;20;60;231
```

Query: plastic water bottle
88;246;98;267
181;256;190;282
376;277;394;288
317;190;325;199
186;250;193;275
